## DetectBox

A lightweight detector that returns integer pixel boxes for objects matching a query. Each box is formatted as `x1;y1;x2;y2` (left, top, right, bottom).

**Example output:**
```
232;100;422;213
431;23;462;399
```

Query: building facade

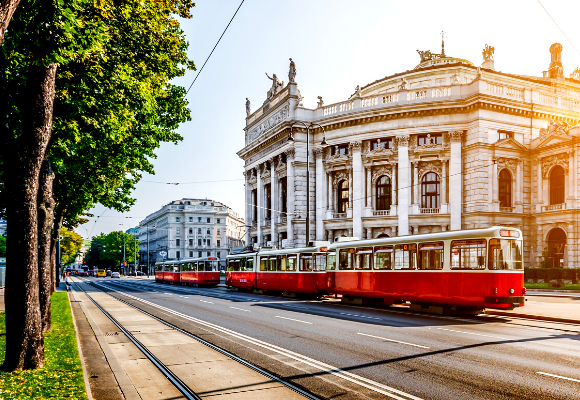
239;43;580;269
138;199;245;270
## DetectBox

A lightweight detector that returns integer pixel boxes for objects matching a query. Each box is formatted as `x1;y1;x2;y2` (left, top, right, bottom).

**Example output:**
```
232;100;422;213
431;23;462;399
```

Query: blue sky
77;0;580;239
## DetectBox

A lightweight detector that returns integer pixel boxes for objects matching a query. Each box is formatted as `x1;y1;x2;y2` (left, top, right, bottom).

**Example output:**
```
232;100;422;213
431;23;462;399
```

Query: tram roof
328;226;521;250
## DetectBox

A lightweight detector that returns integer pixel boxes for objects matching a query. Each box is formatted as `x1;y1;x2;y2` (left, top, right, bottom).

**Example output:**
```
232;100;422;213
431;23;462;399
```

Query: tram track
71;278;321;400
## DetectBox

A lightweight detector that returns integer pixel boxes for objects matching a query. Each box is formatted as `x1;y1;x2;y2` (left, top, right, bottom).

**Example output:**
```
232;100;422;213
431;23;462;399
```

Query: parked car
96;269;106;278
106;270;112;277
111;272;120;278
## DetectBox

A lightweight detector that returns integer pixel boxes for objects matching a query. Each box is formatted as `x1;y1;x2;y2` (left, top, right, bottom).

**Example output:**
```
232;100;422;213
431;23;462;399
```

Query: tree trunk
0;0;21;44
38;158;55;332
50;203;65;292
3;63;57;371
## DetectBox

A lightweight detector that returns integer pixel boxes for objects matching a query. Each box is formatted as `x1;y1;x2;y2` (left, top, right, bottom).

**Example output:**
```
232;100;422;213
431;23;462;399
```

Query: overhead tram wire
536;0;580;57
184;0;245;96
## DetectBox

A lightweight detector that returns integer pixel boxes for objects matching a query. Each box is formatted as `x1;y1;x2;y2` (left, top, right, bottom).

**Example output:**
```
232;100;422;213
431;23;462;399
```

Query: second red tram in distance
155;257;221;286
326;226;525;313
226;242;330;295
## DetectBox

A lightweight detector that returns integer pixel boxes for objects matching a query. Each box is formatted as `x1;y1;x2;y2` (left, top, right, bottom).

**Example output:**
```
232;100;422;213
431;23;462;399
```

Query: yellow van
96;269;106;278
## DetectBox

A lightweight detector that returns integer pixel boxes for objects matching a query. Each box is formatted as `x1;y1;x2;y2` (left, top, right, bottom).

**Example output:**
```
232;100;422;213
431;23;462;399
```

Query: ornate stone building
239;43;580;269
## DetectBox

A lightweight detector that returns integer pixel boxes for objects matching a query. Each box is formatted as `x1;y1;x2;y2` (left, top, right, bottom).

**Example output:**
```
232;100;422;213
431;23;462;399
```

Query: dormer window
371;138;393;150
418;134;442;146
498;131;514;140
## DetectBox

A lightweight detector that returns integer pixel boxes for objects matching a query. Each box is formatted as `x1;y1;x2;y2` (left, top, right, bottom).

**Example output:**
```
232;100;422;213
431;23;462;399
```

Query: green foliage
60;227;83;265
525;282;580;290
84;231;139;268
0;236;5;257
0;293;87;398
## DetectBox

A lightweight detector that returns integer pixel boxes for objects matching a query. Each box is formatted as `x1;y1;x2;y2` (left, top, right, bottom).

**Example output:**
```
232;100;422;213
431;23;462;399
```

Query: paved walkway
485;294;580;324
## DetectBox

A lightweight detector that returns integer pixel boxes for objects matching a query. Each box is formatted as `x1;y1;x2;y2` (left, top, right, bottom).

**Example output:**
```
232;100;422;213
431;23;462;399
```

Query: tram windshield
488;239;523;270
326;252;336;270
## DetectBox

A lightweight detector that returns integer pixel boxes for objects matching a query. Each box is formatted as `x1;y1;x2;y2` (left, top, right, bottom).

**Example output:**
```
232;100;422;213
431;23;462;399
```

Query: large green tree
84;231;139;269
0;235;5;257
59;227;83;265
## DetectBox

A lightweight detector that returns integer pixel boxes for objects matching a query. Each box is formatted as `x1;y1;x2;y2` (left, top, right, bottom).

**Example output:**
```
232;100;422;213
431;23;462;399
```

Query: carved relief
449;131;463;142
539;119;570;136
418;161;442;179
313;148;324;159
371;165;392;184
328;146;349;161
496;157;519;176
416;134;442;149
348;141;362;153
247;104;290;143
286;147;295;159
541;153;570;178
369;139;393;155
332;170;349;188
397;135;410;147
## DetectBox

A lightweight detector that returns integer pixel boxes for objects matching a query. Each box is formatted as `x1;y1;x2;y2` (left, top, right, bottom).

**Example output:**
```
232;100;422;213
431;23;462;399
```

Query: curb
484;310;580;325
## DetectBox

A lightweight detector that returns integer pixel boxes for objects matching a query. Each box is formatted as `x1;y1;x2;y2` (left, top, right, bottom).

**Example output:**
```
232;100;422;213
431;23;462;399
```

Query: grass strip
0;292;87;399
525;282;580;290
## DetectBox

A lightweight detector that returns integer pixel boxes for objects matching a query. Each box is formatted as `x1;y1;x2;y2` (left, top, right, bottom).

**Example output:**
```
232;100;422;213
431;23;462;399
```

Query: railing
542;203;566;212
340;101;354;112
420;208;440;214
361;97;378;107
486;82;503;95
323;105;337;116
499;207;515;212
372;210;390;216
382;93;398;104
332;213;347;219
505;86;524;100
561;97;580;111
431;87;450;98
539;92;558;106
407;90;427;100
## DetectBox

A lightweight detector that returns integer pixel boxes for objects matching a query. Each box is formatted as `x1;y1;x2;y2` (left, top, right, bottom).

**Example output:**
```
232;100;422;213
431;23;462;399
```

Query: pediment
531;133;572;149
495;137;527;151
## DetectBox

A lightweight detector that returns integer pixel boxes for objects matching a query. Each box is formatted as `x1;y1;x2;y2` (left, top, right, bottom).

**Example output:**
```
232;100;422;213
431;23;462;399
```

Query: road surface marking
200;300;214;304
340;312;381;320
274;316;312;324
537;372;580;383
230;306;251;312
92;281;423;400
180;296;189;299
164;293;172;295
357;332;430;349
436;328;507;340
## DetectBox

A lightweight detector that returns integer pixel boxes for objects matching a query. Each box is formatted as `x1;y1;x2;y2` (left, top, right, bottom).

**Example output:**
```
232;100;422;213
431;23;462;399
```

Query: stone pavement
484;292;580;324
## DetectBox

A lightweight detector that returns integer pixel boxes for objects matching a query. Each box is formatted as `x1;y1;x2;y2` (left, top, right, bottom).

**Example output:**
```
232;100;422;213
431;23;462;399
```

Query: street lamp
287;121;327;245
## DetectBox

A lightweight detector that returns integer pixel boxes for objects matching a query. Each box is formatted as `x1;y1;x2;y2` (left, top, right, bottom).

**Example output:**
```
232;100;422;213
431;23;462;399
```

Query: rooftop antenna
441;30;446;57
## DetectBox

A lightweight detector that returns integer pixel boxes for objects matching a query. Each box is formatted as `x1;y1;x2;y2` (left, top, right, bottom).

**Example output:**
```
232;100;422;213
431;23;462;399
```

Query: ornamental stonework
313;148;324;159
449;131;463;142
247;104;290;144
372;165;392;184
397;135;410;147
348;141;362;152
418;160;442;178
332;170;349;188
541;152;569;178
496;157;519;176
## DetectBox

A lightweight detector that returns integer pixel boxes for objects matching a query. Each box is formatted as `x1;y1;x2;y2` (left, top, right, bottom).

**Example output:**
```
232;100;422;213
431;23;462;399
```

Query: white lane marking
230;306;251;312
436;328;507;340
200;300;214;304
537;372;580;383
357;332;430;349
275;316;312;324
164;293;172;295
340;312;381;320
90;281;422;400
180;296;189;299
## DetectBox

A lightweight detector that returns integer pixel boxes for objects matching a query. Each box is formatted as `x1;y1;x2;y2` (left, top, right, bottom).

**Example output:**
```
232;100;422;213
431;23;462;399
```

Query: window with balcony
498;169;512;208
189;251;193;257
198;239;201;246
189;239;193;246
188;228;192;234
550;165;565;205
421;172;440;209
207;217;210;223
176;227;180;234
371;138;393;150
197;228;201;234
176;217;180;222
198;251;202;257
207;229;210;235
217;252;221;259
217;229;221;236
217;240;220;247
418;134;442;146
338;180;349;213
198;217;201;222
175;239;180;246
189;217;193;222
376;176;392;210
207;251;211;257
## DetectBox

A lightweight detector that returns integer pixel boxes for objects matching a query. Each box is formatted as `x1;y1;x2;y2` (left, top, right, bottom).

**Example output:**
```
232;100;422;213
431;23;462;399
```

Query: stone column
449;131;463;230
244;170;251;245
328;171;334;213
441;160;448;213
412;161;420;213
516;160;523;212
397;136;410;235
492;160;499;211
314;148;325;240
568;151;575;203
270;159;277;245
352;141;363;238
286;148;295;242
256;166;263;245
366;167;372;208
390;163;397;215
537;159;543;211
347;167;353;218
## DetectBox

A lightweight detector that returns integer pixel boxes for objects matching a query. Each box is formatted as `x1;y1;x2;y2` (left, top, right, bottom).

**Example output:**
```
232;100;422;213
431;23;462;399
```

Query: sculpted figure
288;58;296;83
451;71;460;84
266;72;283;97
399;78;408;90
245;98;251;117
317;96;324;108
475;67;482;80
482;44;494;61
355;85;361;97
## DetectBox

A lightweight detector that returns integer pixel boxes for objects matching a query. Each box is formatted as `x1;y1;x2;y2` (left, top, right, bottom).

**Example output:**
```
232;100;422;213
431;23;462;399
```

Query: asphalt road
87;277;580;400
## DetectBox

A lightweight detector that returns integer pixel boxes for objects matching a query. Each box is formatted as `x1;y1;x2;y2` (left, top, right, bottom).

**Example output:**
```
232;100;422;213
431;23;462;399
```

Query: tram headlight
509;288;515;294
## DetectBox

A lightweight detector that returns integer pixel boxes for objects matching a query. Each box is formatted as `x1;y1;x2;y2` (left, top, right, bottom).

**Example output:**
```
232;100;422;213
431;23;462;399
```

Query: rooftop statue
266;73;284;98
417;49;434;63
540;119;570;136
245;98;251;117
288;58;296;83
355;85;361;97
399;78;408;90
571;67;580;81
317;96;324;108
482;44;494;61
451;70;461;84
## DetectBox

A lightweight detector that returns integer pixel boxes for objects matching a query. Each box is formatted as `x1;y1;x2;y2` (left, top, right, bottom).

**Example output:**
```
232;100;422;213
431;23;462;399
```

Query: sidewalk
484;296;580;324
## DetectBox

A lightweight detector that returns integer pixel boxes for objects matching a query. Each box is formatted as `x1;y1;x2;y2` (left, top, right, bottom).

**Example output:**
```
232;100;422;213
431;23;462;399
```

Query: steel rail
85;279;322;400
70;279;202;400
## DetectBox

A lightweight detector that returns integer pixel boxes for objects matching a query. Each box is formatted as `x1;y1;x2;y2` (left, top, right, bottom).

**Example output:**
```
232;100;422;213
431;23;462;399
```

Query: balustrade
499;207;515;213
539;92;558;105
323;105;337;116
505;86;524;100
431;87;450;98
542;203;565;212
361;97;378;107
372;210;390;216
332;213;347;219
420;208;440;214
407;90;427;100
382;93;398;104
340;101;354;112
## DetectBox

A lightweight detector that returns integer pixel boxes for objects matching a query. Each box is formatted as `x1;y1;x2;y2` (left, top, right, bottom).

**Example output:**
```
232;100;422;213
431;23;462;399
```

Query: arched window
547;228;567;268
376;176;392;210
498;169;512;208
421;172;440;209
376;233;390;238
338;180;349;213
550;165;565;205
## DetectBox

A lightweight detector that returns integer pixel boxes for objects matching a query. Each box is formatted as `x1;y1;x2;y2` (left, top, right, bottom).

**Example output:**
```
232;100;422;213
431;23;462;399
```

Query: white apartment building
239;42;580;269
139;198;245;270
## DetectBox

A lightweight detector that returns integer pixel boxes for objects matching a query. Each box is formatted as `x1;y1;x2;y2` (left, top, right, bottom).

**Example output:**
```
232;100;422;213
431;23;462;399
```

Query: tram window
488;239;523;270
326;252;336;270
227;260;236;271
300;253;314;271
314;254;327;271
181;262;192;272
339;248;355;270
260;257;267;271
450;240;486;270
206;261;217;272
277;255;287;271
355;248;372;270
155;264;163;272
245;259;254;271
287;255;297;271
394;244;417;270
196;261;205;271
173;264;179;273
268;257;277;272
418;242;444;270
374;246;393;270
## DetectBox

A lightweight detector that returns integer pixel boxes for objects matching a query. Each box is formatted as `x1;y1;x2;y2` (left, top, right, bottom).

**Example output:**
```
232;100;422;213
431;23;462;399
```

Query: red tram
155;257;221;286
326;227;525;312
226;242;329;295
